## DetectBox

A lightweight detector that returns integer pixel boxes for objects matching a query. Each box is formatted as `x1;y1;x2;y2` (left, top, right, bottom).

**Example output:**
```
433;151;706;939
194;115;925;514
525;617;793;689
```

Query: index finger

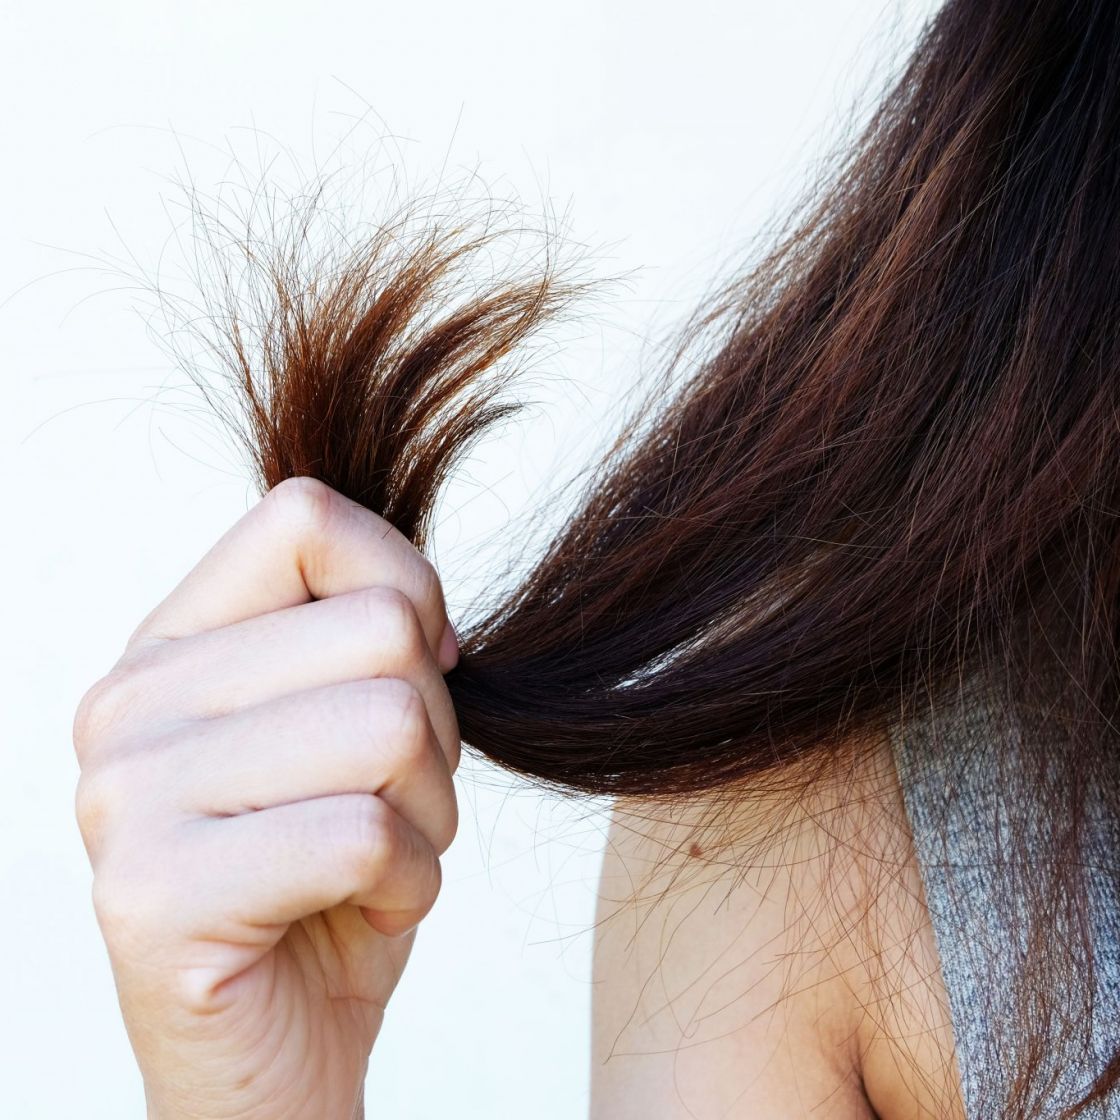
126;477;458;671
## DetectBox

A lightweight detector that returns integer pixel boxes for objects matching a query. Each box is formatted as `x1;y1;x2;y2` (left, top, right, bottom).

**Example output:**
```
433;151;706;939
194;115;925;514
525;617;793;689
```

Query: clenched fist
73;477;461;1120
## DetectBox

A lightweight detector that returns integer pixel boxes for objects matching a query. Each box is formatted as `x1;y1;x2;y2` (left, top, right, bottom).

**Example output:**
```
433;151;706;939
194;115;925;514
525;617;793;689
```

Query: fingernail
438;618;460;672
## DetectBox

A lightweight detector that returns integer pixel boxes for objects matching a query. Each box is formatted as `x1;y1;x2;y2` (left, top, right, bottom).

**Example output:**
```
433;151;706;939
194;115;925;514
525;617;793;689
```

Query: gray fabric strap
889;683;1120;1118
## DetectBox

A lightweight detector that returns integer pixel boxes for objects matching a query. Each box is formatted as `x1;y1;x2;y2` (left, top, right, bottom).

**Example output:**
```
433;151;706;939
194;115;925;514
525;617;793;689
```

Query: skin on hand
73;477;461;1120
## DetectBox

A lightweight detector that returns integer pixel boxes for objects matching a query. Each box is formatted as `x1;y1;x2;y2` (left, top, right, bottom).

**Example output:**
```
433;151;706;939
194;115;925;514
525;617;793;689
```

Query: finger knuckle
354;679;430;777
386;680;431;765
389;864;441;936
89;872;123;933
264;476;336;541
74;755;138;847
427;852;443;906
74;771;108;841
371;851;442;937
361;587;426;665
90;861;151;941
336;796;395;890
72;670;131;757
412;556;446;615
432;794;460;857
90;867;129;932
415;846;443;915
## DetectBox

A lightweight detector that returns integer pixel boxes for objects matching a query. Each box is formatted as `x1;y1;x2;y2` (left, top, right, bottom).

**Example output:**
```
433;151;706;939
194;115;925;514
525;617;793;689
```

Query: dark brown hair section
183;0;1119;1114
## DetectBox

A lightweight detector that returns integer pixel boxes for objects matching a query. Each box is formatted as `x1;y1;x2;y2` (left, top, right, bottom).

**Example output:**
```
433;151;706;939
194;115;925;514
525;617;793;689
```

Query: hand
73;477;461;1120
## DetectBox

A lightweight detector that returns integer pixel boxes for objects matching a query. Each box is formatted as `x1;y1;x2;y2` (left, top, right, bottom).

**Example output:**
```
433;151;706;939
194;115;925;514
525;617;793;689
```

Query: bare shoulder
590;732;966;1120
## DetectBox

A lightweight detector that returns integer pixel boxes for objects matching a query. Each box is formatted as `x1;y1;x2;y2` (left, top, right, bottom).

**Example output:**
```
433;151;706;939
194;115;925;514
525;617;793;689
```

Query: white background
1;1;936;1115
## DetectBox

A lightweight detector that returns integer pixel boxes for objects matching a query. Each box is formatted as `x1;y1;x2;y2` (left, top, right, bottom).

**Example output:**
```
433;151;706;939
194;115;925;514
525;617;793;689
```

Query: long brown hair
170;0;1120;1114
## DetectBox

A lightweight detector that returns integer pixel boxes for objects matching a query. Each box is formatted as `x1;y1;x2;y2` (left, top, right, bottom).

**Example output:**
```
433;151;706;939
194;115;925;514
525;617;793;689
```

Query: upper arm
589;734;964;1120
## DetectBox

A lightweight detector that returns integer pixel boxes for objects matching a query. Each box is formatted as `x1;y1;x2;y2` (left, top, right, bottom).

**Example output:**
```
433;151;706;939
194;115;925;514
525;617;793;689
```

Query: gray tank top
890;680;1120;1117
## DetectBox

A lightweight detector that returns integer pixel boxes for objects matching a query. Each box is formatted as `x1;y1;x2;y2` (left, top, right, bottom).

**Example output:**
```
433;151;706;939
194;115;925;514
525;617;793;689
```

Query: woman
72;0;1120;1116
